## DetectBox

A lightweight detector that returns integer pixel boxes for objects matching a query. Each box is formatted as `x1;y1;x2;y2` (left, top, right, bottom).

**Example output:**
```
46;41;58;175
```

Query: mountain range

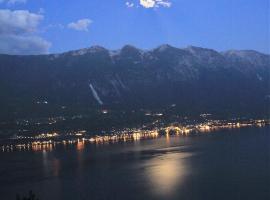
0;45;269;121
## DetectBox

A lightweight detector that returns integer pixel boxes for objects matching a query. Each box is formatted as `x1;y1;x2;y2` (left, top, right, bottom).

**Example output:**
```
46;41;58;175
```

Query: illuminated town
1;118;269;153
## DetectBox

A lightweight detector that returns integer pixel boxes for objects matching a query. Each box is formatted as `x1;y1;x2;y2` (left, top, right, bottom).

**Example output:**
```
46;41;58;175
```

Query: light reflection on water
76;139;85;151
0;127;269;200
145;151;192;197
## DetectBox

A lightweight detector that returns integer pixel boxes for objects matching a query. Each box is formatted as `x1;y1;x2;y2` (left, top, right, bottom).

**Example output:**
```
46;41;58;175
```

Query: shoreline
1;118;269;153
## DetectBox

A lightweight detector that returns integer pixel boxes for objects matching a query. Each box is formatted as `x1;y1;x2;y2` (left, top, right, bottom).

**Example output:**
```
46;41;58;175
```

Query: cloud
139;0;171;8
0;35;51;55
0;9;51;55
126;2;135;8
156;0;171;8
68;19;92;32
0;9;43;34
140;0;155;8
0;0;27;4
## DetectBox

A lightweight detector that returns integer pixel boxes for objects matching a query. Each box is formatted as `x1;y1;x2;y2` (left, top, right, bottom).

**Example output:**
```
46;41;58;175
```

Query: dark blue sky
0;0;269;54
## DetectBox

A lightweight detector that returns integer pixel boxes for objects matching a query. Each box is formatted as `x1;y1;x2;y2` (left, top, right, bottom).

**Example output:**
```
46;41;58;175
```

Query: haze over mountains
0;45;269;120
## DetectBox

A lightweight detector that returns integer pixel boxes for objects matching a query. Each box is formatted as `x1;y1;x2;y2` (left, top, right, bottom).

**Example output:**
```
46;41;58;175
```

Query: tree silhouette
16;191;39;200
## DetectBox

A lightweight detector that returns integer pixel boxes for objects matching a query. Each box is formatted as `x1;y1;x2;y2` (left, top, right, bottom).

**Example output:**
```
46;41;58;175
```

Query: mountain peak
120;45;144;56
89;45;107;51
186;45;219;53
223;49;263;57
66;45;107;56
155;44;175;52
185;45;222;58
223;49;269;65
121;45;138;50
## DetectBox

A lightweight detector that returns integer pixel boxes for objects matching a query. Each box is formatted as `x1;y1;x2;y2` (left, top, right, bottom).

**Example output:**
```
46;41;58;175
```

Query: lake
0;127;269;200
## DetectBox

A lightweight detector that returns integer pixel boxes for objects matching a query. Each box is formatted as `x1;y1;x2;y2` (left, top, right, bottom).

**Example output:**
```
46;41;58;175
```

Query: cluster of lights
1;130;160;152
1;119;269;153
34;132;59;139
145;112;163;116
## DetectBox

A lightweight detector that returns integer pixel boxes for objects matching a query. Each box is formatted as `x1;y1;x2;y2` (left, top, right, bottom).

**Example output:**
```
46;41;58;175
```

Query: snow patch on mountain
110;79;121;97
68;46;107;56
155;44;174;52
109;50;121;57
116;75;128;90
89;83;103;105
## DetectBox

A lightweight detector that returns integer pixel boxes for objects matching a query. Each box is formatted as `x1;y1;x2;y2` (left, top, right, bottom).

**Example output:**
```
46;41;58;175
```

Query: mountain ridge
0;45;269;121
0;44;269;57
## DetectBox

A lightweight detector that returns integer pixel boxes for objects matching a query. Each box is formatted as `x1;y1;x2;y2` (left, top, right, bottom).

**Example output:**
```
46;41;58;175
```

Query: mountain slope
0;45;269;119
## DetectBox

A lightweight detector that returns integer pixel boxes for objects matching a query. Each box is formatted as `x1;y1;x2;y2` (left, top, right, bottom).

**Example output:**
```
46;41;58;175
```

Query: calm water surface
0;127;269;200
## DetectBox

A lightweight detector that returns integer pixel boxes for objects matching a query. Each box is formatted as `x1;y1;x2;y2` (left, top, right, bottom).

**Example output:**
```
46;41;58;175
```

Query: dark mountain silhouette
0;45;269;121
